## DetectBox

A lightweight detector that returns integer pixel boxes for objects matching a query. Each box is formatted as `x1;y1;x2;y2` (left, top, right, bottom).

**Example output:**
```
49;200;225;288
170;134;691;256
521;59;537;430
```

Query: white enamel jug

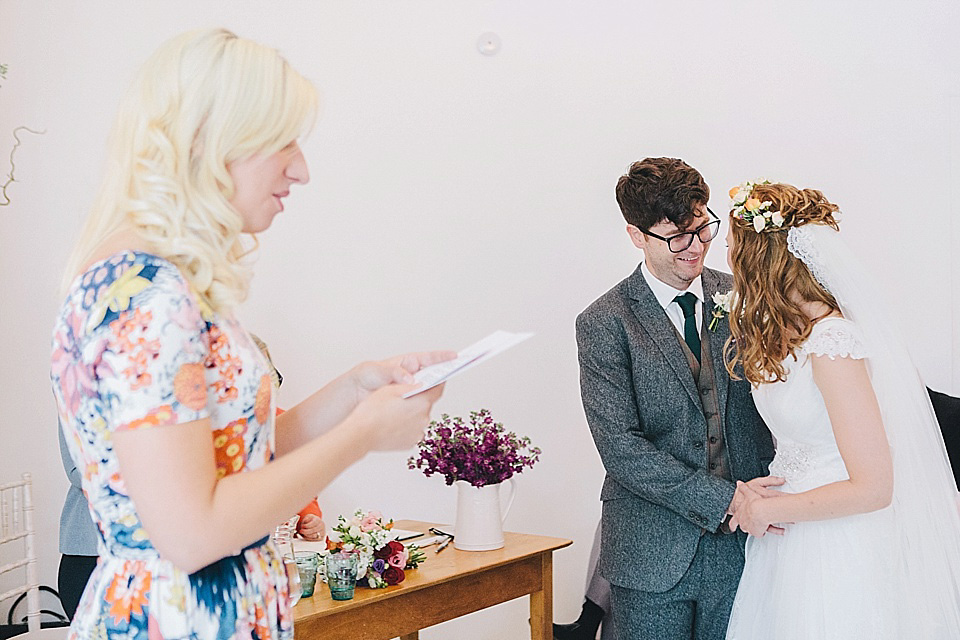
453;477;517;551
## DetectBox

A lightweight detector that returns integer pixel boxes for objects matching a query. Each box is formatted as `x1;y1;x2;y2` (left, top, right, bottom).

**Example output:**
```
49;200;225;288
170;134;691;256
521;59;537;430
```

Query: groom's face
628;204;712;290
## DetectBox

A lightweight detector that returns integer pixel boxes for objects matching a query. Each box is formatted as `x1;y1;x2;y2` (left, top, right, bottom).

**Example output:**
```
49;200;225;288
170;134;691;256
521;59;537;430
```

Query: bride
721;180;960;639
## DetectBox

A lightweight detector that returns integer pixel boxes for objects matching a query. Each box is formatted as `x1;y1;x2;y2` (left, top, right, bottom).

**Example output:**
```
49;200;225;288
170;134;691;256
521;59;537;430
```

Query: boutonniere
708;290;733;331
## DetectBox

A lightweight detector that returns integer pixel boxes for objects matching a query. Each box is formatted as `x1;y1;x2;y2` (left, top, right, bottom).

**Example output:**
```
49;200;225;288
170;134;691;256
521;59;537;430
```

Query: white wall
1;1;958;637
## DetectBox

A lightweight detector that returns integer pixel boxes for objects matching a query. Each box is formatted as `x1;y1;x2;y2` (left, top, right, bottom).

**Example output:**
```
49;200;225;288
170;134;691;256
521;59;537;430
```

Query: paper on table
390;528;423;541
403;330;534;398
294;529;440;552
413;535;447;547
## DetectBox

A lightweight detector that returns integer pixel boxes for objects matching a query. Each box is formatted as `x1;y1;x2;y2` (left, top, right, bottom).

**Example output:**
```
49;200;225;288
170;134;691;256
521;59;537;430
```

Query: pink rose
360;512;382;532
388;549;409;569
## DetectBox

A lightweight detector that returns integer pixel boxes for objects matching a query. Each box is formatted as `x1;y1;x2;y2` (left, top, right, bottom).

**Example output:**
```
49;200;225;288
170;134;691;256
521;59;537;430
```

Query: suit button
709;436;718;444
688;511;698;520
709;462;717;470
693;441;704;449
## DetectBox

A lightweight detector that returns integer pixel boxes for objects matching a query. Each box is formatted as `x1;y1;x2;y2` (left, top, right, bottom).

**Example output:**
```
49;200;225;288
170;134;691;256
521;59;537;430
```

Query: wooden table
293;520;571;639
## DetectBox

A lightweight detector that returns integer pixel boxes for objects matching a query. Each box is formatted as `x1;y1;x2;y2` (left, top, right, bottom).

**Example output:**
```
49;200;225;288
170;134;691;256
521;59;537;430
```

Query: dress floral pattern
51;251;293;640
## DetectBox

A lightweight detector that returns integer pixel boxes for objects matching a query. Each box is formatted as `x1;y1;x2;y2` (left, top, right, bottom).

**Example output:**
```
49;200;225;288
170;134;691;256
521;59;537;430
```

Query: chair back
0;474;40;633
928;388;960;489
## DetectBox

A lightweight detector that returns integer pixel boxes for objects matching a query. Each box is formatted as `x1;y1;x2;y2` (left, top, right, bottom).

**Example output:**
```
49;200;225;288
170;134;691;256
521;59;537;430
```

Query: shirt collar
640;261;704;311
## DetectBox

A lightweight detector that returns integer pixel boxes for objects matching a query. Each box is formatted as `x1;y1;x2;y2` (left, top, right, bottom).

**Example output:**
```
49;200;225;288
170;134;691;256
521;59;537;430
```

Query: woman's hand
729;480;784;537
297;514;326;541
348;351;457;400
276;350;456;455
349;382;446;451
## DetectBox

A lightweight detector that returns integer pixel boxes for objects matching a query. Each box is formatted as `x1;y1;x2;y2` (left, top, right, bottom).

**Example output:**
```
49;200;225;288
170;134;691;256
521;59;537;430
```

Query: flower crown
728;179;784;233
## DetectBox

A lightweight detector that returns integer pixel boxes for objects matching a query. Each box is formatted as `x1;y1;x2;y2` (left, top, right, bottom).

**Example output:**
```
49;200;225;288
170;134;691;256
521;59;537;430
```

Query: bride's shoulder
801;315;868;361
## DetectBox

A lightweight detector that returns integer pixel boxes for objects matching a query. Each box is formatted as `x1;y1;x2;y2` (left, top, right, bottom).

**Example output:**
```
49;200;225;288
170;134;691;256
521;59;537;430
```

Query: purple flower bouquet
407;409;541;487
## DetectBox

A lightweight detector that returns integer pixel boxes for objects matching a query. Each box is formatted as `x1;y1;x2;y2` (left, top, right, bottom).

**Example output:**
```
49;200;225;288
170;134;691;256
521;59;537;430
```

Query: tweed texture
576;265;774;593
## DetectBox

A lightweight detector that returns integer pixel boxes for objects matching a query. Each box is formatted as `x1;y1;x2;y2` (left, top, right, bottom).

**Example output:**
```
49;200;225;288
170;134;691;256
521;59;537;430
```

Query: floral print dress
51;251;294;640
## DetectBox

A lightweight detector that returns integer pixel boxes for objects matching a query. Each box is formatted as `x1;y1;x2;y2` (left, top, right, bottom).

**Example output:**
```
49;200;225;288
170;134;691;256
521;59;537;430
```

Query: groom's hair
616;157;709;230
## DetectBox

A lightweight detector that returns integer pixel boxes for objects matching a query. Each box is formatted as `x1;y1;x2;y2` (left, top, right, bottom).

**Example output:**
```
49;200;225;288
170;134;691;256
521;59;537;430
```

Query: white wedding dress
725;223;960;640
725;317;900;639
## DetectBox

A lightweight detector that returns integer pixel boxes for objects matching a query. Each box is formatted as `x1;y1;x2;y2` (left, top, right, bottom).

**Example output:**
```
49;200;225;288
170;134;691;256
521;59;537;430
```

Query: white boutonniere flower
709;290;734;331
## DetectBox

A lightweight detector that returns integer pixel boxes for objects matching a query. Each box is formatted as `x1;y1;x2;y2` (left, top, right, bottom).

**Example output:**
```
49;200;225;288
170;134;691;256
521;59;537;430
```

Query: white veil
787;223;960;637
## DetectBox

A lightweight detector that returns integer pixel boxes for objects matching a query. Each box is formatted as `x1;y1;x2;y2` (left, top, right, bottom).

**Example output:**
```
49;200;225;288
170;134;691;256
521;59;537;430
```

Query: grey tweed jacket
576;265;774;592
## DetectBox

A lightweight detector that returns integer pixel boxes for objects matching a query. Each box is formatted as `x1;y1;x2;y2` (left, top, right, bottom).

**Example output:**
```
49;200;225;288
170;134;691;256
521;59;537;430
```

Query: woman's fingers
393;350;458;373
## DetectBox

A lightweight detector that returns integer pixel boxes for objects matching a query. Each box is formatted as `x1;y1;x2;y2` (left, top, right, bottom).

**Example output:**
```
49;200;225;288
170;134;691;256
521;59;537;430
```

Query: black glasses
638;208;720;253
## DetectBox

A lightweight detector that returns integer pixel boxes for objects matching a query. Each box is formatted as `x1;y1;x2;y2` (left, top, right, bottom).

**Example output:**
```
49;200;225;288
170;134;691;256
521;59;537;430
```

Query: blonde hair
724;182;841;385
64;28;318;310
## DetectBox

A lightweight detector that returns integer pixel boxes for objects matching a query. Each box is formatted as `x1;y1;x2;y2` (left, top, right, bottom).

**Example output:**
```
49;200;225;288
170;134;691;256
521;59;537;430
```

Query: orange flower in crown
729;179;784;233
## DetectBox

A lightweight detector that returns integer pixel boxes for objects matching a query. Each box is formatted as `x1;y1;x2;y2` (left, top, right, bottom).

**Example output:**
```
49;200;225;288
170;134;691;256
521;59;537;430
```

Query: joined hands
727;476;787;537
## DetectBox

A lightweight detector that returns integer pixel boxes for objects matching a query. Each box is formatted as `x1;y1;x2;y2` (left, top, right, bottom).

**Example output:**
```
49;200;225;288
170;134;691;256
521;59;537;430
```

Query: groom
576;157;775;640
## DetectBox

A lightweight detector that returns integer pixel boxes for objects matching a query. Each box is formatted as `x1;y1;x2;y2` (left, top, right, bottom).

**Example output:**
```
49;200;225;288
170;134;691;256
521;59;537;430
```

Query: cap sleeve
92;259;211;432
800;317;867;360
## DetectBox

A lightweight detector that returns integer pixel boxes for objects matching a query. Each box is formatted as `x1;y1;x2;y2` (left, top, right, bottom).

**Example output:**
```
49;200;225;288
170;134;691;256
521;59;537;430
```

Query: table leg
529;552;553;640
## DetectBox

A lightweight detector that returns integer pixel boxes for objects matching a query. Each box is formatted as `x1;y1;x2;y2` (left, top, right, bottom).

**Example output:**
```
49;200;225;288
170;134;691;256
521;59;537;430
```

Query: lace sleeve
800;317;867;360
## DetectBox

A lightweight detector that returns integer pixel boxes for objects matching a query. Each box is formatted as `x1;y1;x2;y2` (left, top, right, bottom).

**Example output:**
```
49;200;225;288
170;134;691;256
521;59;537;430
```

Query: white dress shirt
640;261;704;335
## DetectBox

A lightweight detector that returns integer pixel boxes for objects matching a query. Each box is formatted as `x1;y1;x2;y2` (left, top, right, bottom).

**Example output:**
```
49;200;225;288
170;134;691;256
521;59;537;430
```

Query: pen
435;536;452;553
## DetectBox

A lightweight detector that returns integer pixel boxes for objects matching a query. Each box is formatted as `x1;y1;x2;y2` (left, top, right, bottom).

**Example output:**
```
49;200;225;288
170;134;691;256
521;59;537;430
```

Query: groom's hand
728;478;787;537
727;475;785;515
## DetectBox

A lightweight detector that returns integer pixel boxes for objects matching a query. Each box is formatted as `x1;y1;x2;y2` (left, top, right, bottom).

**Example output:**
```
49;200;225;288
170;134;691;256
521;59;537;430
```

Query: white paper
390;528;423;541
411;535;447;547
291;528;441;551
403;330;534;398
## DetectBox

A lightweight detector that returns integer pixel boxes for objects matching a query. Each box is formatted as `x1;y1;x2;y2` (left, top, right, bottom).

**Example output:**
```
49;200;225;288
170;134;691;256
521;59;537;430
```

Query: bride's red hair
724;183;842;386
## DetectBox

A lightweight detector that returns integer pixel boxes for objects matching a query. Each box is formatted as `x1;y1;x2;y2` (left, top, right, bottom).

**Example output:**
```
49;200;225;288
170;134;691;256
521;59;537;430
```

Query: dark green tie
674;292;701;363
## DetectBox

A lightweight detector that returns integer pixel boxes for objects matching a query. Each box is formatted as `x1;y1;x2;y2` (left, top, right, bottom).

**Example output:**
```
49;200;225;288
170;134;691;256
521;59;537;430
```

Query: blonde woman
722;181;960;639
50;29;451;638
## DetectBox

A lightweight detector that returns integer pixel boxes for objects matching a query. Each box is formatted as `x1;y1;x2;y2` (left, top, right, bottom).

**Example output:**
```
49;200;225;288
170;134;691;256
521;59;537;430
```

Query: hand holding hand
745;475;786;494
728;478;786;537
727;475;784;517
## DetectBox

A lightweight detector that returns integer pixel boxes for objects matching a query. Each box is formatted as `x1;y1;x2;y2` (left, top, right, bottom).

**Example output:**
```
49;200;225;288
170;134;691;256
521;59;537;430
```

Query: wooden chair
0;474;67;639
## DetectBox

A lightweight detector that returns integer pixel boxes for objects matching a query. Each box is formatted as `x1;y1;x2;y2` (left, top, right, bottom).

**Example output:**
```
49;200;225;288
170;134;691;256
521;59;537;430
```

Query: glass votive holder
294;551;319;598
325;552;359;601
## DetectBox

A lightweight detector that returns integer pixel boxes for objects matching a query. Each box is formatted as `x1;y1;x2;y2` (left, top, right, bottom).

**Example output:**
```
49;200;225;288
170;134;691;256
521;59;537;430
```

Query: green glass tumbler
294;551;319;598
325;552;359;601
